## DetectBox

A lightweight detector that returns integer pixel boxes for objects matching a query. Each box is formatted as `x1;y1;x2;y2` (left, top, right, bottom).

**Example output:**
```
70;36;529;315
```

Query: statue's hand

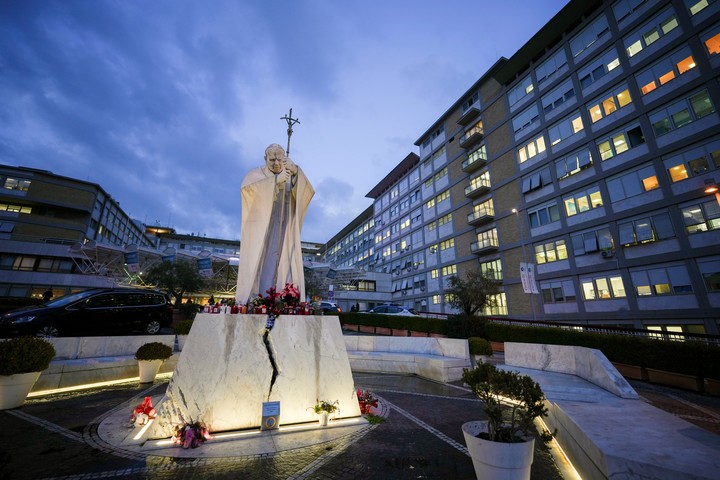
277;167;292;185
284;158;299;175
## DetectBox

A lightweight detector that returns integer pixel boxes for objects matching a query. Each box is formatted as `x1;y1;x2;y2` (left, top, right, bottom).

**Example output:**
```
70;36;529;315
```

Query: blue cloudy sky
1;0;568;244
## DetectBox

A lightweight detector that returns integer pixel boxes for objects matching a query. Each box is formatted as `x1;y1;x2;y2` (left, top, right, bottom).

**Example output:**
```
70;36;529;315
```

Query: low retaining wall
31;334;471;391
33;335;177;392
504;342;637;399
344;336;470;383
503;342;720;480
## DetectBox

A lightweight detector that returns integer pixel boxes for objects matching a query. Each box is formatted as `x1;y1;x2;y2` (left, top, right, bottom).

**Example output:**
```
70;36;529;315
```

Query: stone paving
1;372;565;480
1;371;719;479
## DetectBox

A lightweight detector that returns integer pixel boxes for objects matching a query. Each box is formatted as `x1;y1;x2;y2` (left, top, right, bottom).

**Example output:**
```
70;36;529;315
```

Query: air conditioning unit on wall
601;250;615;258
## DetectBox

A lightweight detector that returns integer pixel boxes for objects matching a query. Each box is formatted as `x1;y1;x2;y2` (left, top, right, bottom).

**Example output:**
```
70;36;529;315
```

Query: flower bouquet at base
172;420;211;449
279;283;300;313
249;286;285;315
129;396;156;427
309;399;339;416
356;388;378;414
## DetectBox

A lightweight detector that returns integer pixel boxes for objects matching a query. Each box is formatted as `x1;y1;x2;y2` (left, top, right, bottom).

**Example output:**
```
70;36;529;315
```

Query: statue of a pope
235;143;314;304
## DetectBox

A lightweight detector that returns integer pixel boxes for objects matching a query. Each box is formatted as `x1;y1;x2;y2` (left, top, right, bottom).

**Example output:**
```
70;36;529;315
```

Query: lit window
704;31;720;55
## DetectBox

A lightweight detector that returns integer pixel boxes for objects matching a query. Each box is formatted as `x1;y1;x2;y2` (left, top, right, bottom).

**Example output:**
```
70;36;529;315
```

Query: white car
365;305;419;316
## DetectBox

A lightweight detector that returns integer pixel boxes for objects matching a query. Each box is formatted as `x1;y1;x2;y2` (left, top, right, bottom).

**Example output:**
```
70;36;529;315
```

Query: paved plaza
2;371;719;479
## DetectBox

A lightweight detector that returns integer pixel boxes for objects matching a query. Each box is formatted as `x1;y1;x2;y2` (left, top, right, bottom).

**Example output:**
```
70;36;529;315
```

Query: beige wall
28;180;95;211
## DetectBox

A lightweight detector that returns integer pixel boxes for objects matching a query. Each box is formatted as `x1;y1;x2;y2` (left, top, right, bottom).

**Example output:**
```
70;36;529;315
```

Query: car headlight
10;315;36;324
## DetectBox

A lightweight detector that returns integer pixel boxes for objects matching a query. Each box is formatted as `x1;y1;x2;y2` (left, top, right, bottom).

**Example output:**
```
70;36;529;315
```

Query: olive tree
143;259;206;306
303;266;323;301
445;268;500;317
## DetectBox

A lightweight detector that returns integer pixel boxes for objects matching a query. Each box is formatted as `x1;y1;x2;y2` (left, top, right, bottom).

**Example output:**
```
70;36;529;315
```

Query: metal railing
410;313;720;346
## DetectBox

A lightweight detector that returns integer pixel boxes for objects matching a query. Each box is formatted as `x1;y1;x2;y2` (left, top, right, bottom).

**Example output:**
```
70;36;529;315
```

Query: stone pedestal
148;314;360;438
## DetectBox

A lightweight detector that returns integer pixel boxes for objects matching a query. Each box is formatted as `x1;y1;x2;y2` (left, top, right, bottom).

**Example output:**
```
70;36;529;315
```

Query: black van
0;288;173;337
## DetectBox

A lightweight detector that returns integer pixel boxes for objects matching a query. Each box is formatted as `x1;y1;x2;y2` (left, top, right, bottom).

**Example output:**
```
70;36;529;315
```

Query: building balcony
467;209;494;226
461;153;486;173
459;126;484;149
457;105;481;126
470;240;498;255
464;180;491;199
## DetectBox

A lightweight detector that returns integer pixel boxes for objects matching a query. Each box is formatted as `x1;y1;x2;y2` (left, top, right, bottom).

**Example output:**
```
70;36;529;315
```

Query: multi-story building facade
317;206;390;311
323;206;375;270
409;0;720;334
0;165;158;298
365;151;484;314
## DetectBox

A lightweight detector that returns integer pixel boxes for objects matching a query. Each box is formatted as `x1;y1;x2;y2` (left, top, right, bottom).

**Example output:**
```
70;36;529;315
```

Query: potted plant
135;342;173;383
461;363;554;480
309;399;339;426
0;337;56;409
174;319;193;351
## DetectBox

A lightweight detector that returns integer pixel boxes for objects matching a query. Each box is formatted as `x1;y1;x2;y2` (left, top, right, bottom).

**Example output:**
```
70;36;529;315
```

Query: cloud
0;0;568;245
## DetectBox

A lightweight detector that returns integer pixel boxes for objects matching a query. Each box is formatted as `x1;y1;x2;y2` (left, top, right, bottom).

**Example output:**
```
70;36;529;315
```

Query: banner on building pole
526;262;539;294
520;262;531;294
124;251;140;273
520;262;539;294
197;258;213;277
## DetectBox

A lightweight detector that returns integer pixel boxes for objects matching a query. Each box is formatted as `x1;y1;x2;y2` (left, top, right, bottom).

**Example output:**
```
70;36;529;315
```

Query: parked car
312;301;342;314
365;305;420;316
0;288;173;338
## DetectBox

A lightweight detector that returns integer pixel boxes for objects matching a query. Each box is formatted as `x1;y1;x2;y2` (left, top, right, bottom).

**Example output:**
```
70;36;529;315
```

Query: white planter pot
0;372;42;410
462;421;535;480
138;359;164;383
318;411;328;426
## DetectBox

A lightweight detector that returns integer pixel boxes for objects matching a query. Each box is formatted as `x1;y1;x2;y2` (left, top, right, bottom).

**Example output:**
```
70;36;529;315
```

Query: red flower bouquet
172;420;211;449
356;388;378;414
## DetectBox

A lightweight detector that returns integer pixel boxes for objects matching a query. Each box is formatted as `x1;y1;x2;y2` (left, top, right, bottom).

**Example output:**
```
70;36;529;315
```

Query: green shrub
0;337;56;375
177;301;202;319
174;319;194;335
468;337;493;355
446;315;487;338
135;342;173;361
463;363;553;443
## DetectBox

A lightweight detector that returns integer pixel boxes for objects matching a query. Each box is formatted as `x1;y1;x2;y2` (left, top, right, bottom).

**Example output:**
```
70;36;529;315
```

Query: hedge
339;313;720;380
340;313;447;335
484;322;720;380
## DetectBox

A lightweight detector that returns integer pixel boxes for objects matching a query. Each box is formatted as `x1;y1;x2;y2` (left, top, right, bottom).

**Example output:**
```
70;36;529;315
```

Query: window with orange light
704;31;720;55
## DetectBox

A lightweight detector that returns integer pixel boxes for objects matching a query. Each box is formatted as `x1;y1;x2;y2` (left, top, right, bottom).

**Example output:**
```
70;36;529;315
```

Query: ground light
152;418;362;446
27;372;173;397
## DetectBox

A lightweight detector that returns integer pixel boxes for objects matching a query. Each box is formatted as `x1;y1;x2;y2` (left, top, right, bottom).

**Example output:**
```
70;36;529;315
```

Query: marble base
148;314;360;438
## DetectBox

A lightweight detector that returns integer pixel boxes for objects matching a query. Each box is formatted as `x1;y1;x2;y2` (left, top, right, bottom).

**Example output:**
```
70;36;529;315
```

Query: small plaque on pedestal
261;401;280;430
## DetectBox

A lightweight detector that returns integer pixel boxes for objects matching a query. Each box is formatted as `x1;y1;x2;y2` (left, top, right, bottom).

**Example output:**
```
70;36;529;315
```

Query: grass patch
365;414;385;424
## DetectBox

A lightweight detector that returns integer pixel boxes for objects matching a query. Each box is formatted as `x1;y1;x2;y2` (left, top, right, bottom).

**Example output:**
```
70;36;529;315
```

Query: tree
303;266;323;301
445;268;500;317
143;260;206;306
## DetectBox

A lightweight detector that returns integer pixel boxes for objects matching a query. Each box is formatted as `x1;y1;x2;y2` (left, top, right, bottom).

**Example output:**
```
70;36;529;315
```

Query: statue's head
264;144;285;174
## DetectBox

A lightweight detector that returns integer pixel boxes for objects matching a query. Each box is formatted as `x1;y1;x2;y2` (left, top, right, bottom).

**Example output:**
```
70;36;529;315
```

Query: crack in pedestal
263;321;280;401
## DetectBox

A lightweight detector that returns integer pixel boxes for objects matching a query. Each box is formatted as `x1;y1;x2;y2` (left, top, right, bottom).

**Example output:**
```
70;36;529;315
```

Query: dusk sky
1;0;568;245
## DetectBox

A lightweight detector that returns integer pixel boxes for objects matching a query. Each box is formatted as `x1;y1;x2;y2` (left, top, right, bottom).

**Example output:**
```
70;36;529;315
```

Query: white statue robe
235;165;314;304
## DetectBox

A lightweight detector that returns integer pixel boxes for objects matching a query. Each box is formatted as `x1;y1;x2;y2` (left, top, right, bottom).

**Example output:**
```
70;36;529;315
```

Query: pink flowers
280;283;300;305
249;283;309;315
172;421;211;449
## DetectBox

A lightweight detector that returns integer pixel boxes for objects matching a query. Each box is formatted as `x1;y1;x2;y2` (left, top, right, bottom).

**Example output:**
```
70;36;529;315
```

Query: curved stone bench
344;336;471;383
33;335;177;392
